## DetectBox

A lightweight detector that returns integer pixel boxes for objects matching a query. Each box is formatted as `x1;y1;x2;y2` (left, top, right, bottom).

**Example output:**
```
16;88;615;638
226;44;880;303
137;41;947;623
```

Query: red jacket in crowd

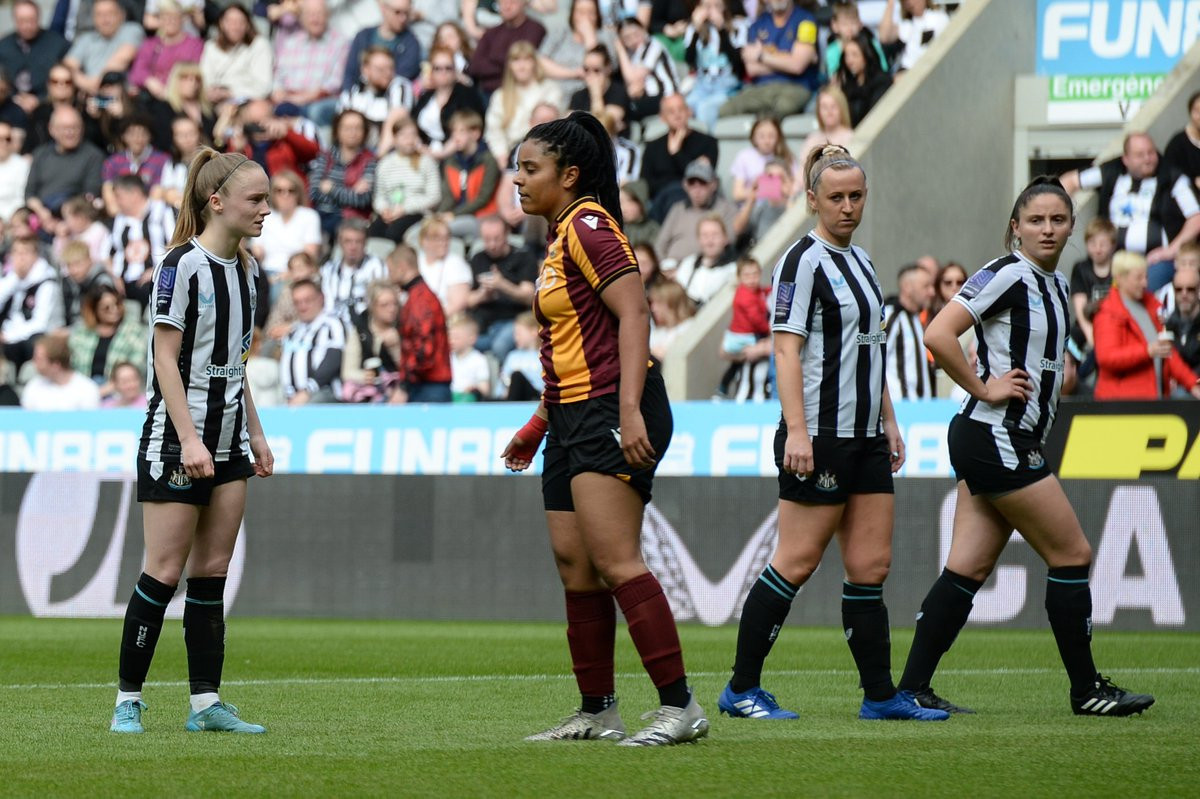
231;129;321;189
398;275;452;387
1093;289;1199;399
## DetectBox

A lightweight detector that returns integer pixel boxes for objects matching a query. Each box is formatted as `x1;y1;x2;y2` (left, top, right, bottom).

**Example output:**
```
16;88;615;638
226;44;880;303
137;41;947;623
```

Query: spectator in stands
1062;133;1200;288
271;0;348;126
648;278;696;361
128;0;203;101
930;259;965;320
731;116;797;202
497;309;542;399
879;0;950;73
716;256;771;398
82;71;140;152
825;1;888;78
68;282;146;393
0;121;30;221
647;0;692;51
142;61;214;151
883;262;936;400
1093;250;1200;400
0;0;70;117
109;174;176;308
281;277;347;404
732;156;794;247
26;105;104;224
800;85;854;165
21;329;101;410
837;30;892;127
614;16;680;124
657;157;739;267
467;214;537;360
53;194;111;266
0;351;18;404
59;240;114;326
640;93;718;221
158;114;204;209
1069;217;1117;352
671;213;737;306
619;180;659;250
411;46;487;159
22;62;76;155
1164;90;1200;192
0;236;64;370
266;250;319;342
599;108;641;186
200;3;274;107
388;242;453;402
416;216;472;316
344;0;422;92
369;118;438;242
101;115;171;214
338;46;414;145
719;0;819;120
486;41;563;161
223;98;321;184
321;218;388;322
540;0;614;100
683;0;744;133
252;170;323;288
432;20;475;76
448;313;491;400
568;45;630;134
436;109;500;241
63;0;144;95
1166;256;1200;374
309;109;376;241
635;240;663;287
341;279;403;402
144;0;206;35
0;68;30;144
101;359;147;407
468;0;547;96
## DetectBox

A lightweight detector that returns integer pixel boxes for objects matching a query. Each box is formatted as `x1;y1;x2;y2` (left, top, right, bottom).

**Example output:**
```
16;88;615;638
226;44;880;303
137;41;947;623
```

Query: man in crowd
281;278;346;405
640;94;718;222
228;99;321;181
272;0;349;127
466;215;537;362
0;0;70;116
719;0;820;120
62;0;143;94
343;0;422;89
25;105;104;225
321;219;387;323
21;330;100;411
884;263;937;400
388;243;451;403
1166;256;1200;373
467;0;545;96
655;158;739;267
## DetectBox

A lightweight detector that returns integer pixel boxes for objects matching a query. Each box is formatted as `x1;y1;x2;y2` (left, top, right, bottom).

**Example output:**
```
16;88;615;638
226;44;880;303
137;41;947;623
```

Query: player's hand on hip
619;410;656;470
982;368;1033;404
182;438;214;479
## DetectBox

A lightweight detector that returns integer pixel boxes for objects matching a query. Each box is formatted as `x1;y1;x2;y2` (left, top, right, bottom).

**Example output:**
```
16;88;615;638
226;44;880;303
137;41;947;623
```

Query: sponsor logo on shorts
856;331;887;346
206;363;245;379
815;470;838;492
167;467;192;490
1027;449;1045;470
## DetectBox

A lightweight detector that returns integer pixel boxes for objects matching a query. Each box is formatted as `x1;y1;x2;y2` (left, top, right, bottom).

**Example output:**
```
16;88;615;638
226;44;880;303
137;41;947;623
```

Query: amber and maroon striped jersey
534;197;639;404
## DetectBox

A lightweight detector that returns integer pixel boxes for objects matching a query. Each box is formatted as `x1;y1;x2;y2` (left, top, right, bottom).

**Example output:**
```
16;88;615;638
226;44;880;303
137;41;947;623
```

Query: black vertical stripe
829;252;875;436
886;309;909;399
201;259;231;455
166;274;200;455
1002;281;1033;430
912;316;926;397
776;236;817;285
1031;272;1059;442
962;321;989;418
813;269;842;435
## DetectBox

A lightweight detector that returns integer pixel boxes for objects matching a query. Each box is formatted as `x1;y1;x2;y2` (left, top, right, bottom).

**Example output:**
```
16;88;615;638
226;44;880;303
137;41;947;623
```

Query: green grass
0;618;1196;798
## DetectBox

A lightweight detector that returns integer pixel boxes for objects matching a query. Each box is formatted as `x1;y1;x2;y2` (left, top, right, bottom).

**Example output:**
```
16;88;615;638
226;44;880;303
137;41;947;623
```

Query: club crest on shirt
815;470;838;492
960;269;994;299
167;467;192;490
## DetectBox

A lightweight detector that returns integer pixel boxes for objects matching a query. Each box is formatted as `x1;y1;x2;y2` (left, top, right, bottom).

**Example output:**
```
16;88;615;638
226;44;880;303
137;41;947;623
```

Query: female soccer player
718;144;949;722
501;111;708;746
896;178;1155;717
110;147;274;734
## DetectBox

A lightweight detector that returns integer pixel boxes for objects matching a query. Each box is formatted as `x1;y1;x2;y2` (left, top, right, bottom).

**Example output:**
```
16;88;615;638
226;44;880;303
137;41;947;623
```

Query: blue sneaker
185;702;266;734
859;691;951;721
718;682;800;720
110;699;147;733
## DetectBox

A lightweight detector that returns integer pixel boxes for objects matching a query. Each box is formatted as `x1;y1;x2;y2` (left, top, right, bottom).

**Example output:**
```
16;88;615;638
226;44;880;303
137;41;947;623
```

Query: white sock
190;692;220;713
116;690;141;708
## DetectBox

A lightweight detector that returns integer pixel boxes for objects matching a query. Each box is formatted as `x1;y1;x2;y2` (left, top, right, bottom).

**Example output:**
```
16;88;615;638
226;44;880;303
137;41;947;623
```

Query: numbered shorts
948;415;1053;496
137;456;255;505
541;371;673;512
774;424;893;504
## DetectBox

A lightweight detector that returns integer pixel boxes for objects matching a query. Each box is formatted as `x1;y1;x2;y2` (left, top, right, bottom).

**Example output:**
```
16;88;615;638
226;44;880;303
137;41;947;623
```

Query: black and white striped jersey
883;303;935;399
614;136;642;186
952;251;1072;444
280;312;346;399
320;255;388;323
139;240;259;463
631;37;680;98
771;232;886;438
111;200;176;285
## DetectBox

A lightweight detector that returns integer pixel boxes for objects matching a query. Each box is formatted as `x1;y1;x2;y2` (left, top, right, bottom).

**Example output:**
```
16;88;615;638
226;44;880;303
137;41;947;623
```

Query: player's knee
845;561;890;586
771;557;818;587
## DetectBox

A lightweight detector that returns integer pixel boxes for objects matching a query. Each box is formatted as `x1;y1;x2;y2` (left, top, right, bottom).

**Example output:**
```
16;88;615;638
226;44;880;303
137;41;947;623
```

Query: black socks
730;565;799;693
1045;565;1098;695
183;576;227;695
842;582;895;702
899;568;982;693
118;573;176;692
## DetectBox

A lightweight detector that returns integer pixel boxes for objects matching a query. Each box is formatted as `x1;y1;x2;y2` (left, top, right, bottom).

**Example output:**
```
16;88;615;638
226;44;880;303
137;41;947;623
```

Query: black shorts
948;415;1053;496
774;422;894;504
542;370;673;512
137;456;255;506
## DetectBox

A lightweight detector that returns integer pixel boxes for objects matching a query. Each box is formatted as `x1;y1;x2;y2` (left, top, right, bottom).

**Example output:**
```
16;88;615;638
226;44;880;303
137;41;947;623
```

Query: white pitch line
2;666;1197;692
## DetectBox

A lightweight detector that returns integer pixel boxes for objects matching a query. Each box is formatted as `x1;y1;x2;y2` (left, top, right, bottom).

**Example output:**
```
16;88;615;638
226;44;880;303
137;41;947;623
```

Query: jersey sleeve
771;251;815;336
152;257;194;331
1077;166;1103;191
566;212;638;292
953;265;1021;324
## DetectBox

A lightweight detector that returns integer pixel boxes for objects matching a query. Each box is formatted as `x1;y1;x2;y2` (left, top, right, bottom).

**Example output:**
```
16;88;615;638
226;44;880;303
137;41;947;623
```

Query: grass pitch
0;618;1195;798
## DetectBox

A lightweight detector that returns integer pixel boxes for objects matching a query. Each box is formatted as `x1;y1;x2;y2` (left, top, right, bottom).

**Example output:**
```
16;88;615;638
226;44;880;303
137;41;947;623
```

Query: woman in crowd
309;110;376;242
540;0;614;99
502;111;708;746
23;62;79;154
648;278;696;360
432;21;474;77
102;360;149;408
145;61;215;148
898;179;1157;718
159;115;206;209
670;213;737;306
731;116;797;203
110;147;273;735
930;260;967;320
568;46;631;134
342;280;403;403
411;46;486;159
415;216;472;317
370;117;441;243
800;86;854;165
718;144;947;723
129;0;204;102
1093;250;1200;400
485;41;564;162
251;170;323;291
68;284;147;398
84;75;141;153
836;31;892;128
200;3;273;108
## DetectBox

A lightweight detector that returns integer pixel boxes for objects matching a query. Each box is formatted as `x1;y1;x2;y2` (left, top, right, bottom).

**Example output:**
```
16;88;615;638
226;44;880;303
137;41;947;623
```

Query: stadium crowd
0;0;1195;409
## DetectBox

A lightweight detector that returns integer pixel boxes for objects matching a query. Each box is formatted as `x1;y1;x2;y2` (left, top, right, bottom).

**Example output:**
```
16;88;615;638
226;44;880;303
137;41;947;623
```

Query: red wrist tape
510;413;548;461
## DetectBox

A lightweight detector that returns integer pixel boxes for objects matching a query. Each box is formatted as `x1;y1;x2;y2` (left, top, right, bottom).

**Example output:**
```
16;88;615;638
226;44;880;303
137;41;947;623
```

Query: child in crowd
60;240;116;327
101;361;148;408
826;1;889;78
716;257;771;398
1069;217;1117;351
54;196;112;266
497;311;542;401
436;110;500;243
448;313;491;401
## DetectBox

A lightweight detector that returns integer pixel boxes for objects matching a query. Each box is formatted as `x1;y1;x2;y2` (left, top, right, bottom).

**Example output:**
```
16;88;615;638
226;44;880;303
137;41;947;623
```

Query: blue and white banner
0;401;960;477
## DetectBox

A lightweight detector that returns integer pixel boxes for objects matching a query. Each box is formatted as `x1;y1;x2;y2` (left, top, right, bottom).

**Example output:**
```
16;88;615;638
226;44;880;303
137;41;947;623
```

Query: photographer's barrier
0;402;1195;629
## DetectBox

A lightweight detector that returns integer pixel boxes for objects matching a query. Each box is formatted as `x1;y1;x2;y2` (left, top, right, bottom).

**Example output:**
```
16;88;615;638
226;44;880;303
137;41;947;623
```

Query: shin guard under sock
118;573;177;692
730;565;799;693
898;568;983;692
613;572;689;707
565;589;617;714
842;582;895;702
1045;565;1098;695
183;576;227;695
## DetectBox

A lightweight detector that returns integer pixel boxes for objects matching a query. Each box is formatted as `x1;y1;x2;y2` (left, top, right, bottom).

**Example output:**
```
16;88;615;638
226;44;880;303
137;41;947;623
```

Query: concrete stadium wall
665;0;1036;399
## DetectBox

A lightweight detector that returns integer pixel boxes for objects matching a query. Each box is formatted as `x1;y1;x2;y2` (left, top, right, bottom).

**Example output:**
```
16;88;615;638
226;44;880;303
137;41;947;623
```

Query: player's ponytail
524;111;624;227
169;147;253;249
1005;175;1074;251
